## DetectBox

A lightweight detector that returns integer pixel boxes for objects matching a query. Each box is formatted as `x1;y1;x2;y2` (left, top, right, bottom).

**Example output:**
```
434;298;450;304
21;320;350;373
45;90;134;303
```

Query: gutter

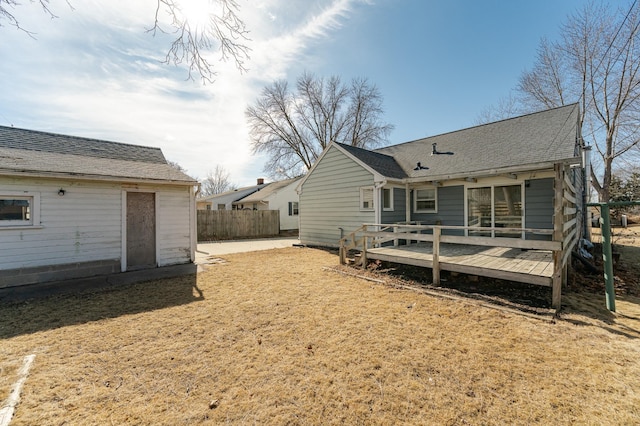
402;158;581;185
0;169;198;186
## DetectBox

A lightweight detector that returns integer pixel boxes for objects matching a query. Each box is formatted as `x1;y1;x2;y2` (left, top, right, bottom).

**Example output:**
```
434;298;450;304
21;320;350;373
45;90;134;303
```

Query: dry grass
1;247;640;425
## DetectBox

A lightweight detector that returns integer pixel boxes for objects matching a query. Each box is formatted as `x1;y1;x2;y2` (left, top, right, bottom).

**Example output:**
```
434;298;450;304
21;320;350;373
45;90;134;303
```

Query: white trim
413;186;438;213
0;191;41;228
155;191;160;267
296;143;386;194
0;169;197;186
360;186;375;211
190;185;197;263
464;181;525;238
405;183;411;222
121;190;127;272
382;187;394;211
403;159;579;184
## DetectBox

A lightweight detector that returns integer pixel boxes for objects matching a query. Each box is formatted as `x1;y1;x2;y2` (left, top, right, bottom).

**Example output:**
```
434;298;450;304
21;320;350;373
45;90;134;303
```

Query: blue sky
1;0;586;186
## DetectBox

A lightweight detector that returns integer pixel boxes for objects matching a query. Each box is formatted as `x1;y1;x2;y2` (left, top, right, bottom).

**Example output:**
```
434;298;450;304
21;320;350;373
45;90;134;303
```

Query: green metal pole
600;203;616;312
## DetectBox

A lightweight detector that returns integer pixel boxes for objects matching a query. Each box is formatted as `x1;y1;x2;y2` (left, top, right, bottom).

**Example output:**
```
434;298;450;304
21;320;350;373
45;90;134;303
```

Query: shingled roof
0;126;196;184
336;143;407;179
374;103;581;181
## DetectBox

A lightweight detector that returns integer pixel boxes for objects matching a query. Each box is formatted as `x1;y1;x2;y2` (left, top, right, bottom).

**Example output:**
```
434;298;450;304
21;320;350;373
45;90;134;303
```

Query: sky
0;0;588;187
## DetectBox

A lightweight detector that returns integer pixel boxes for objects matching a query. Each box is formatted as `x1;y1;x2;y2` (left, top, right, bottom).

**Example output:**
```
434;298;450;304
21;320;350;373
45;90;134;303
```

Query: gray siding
525;178;554;240
381;186;406;224
299;146;375;247
412;185;464;235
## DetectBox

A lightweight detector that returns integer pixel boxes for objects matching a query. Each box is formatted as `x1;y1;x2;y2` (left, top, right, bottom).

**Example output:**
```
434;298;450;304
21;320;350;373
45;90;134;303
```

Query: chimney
257;178;264;185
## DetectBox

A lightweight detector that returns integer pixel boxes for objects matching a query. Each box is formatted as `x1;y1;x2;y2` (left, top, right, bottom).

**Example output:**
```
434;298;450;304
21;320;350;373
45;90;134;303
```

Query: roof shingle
0;126;196;183
374;103;580;180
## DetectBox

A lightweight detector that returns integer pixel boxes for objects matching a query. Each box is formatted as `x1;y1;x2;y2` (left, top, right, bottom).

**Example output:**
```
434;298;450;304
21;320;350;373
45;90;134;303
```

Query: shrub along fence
197;210;280;241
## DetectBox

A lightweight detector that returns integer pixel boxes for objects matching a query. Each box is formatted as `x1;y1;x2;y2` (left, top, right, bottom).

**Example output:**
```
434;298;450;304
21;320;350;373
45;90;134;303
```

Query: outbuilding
0;126;198;288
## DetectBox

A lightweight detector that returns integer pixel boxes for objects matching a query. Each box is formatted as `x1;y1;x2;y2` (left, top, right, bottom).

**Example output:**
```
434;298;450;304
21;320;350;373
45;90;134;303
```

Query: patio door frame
464;179;525;238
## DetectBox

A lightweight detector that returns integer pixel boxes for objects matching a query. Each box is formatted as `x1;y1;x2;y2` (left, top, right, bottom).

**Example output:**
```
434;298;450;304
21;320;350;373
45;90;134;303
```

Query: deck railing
339;163;581;309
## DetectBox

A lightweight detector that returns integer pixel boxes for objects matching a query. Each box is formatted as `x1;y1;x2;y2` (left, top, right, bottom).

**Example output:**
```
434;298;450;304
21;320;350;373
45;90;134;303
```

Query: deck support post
432;226;441;284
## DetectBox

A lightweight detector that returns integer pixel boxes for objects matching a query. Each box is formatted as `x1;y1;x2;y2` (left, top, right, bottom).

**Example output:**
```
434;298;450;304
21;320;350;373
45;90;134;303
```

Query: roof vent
413;162;428;171
431;143;454;156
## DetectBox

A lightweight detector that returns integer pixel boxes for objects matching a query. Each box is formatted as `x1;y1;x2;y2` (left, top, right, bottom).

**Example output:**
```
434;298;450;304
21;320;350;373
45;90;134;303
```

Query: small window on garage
360;187;374;211
0;193;40;228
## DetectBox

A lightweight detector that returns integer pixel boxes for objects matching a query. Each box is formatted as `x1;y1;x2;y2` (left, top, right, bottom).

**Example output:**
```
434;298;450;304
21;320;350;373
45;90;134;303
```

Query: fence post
600;203;616;312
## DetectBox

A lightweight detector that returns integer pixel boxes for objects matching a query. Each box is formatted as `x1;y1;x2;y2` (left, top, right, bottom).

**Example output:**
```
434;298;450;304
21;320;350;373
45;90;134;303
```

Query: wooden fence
197;210;280;241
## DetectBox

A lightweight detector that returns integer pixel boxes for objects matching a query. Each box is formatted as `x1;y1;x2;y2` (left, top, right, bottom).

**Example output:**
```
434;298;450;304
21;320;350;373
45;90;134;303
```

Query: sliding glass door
467;184;523;238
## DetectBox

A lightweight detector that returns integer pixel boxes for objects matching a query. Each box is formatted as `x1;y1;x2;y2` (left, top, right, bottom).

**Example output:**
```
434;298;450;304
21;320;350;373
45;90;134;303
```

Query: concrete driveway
195;237;300;264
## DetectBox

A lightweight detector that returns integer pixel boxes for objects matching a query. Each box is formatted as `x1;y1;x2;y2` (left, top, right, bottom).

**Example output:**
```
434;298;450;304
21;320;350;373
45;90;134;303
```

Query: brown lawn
1;245;640;425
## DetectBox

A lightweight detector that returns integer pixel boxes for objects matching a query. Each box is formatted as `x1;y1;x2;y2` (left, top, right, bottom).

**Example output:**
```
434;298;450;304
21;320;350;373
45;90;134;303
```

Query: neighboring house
297;104;586;247
196;179;267;211
0;126;198;288
232;177;302;231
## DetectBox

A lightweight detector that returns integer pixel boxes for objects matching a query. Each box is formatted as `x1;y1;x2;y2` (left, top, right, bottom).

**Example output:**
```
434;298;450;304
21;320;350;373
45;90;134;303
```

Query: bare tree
246;72;394;179
150;0;250;83
200;164;236;196
167;159;188;173
474;93;522;125
514;1;640;201
1;0;249;83
0;0;62;35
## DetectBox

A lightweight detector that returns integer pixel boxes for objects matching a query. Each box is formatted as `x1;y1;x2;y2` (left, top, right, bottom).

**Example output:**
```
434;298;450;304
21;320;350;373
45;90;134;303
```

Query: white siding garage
0;126;198;288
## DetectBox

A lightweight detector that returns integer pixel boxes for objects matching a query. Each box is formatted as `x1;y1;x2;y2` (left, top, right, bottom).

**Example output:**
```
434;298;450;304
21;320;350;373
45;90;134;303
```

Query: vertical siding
0;177;122;269
299;146;375;246
156;186;193;266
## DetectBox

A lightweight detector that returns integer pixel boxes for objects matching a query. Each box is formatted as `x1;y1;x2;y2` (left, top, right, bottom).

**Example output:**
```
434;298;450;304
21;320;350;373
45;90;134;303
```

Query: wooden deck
366;243;554;286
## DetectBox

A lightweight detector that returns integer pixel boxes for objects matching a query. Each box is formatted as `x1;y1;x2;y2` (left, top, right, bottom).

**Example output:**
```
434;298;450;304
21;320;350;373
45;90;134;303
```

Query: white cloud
0;0;370;185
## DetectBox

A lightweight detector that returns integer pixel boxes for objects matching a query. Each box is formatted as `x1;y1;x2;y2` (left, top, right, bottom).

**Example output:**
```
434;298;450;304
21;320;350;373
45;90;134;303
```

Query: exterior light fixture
58;188;66;196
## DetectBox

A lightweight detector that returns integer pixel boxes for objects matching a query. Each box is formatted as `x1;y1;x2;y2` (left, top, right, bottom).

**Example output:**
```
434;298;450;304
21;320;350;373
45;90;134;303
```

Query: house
232;177;302;231
0;126;198;288
297;104;586;308
196;179;267;211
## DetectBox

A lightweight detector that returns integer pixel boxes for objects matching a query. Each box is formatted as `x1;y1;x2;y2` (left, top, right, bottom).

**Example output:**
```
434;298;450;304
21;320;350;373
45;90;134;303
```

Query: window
360;187;374;211
217;204;225;210
288;201;299;216
414;187;437;212
0;193;39;228
382;188;394;211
